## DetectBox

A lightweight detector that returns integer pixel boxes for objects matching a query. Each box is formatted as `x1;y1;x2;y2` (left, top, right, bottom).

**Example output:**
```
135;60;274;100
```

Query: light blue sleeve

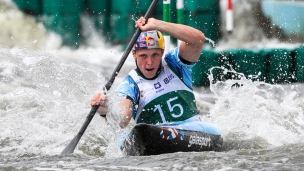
115;75;139;119
115;75;139;102
165;46;195;88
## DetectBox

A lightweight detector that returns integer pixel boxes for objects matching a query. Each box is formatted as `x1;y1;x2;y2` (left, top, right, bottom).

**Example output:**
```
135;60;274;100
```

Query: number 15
153;97;184;123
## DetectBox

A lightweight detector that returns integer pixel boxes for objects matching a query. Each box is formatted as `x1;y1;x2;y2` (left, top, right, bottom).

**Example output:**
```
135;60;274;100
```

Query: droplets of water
205;67;304;148
205;37;217;48
0;49;111;157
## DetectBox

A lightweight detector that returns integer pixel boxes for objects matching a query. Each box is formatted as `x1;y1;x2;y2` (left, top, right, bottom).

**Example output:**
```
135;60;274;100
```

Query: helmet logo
141;36;155;42
133;30;165;51
139;36;156;48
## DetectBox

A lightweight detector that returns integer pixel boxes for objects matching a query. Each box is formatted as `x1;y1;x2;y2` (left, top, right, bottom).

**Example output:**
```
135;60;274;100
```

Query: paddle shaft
60;0;160;155
104;1;159;91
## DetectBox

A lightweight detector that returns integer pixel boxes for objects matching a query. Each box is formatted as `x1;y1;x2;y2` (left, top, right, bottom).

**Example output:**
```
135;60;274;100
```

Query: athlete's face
133;48;164;79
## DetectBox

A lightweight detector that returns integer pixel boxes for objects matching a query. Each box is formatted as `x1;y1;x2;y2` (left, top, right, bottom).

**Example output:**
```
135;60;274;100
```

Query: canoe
121;120;223;156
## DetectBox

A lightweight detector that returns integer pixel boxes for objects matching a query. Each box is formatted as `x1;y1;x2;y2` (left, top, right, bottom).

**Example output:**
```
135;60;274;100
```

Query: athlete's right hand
135;17;159;31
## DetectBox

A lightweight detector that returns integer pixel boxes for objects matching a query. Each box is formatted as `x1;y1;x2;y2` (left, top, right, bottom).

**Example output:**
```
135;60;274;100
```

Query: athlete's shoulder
115;74;139;101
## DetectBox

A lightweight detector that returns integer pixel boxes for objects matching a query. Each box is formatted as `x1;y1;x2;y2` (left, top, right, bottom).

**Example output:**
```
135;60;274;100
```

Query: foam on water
0;48;110;157
2;46;304;158
201;68;304;150
1;0;304;161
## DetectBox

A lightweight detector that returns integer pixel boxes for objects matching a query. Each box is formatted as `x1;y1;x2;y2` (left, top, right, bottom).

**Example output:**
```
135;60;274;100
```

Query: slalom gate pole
163;0;171;54
226;0;233;33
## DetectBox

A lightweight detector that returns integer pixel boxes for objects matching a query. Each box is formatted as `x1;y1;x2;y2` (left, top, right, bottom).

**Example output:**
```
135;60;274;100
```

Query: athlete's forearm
156;20;205;62
118;98;133;128
156;20;205;47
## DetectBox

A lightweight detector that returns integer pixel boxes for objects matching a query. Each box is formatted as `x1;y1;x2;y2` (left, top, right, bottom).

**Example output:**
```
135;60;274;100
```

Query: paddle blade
60;133;81;155
60;105;99;155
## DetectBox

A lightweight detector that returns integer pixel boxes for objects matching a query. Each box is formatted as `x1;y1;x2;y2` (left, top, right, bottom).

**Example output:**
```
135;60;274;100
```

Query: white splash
204;67;304;148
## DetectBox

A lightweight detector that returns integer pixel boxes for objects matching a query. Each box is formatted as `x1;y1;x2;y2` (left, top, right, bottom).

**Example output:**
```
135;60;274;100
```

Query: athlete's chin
143;71;156;78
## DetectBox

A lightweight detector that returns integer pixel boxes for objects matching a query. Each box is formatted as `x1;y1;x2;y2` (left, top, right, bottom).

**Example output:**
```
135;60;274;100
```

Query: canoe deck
121;123;223;156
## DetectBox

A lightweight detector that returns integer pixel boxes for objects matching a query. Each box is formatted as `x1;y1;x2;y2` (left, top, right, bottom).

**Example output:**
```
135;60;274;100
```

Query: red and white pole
226;0;233;34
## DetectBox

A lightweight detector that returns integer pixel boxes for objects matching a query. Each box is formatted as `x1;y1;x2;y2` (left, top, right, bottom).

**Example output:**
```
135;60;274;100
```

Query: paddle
60;0;160;155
